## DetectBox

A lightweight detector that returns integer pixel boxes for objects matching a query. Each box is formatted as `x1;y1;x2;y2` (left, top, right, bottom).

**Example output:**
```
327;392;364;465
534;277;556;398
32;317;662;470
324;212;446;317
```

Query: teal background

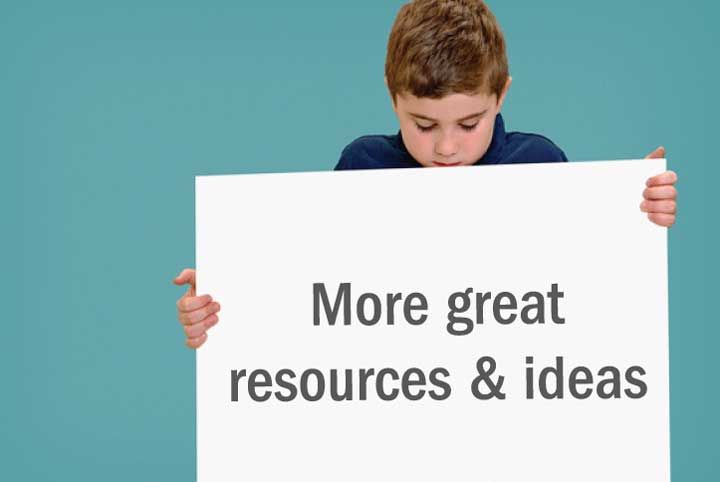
4;0;717;480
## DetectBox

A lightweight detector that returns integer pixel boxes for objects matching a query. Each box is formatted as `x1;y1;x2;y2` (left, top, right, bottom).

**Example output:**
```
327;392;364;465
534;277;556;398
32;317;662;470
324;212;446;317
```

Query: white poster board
196;159;669;482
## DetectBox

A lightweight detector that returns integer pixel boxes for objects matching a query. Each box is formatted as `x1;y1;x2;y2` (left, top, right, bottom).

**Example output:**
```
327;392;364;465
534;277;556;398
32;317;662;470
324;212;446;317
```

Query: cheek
403;129;434;160
465;122;494;156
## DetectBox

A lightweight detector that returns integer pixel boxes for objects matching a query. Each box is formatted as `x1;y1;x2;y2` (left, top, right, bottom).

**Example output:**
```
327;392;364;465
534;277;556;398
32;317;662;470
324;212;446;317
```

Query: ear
385;75;398;113
496;76;512;111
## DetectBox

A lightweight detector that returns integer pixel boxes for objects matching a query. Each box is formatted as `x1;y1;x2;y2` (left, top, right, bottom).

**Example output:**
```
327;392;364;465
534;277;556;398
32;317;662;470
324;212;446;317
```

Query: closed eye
415;122;478;133
415;123;435;132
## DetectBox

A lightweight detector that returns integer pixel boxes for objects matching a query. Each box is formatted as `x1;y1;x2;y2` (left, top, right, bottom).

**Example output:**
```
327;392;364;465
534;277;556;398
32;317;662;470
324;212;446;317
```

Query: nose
434;133;458;158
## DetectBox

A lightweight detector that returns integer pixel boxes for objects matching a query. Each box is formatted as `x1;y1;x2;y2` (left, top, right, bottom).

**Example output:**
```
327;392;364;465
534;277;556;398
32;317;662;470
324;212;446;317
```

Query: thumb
645;146;665;159
173;268;196;287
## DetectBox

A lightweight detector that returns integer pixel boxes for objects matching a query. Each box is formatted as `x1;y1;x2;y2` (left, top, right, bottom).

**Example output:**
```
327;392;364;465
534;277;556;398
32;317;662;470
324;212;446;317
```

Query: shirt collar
476;113;506;165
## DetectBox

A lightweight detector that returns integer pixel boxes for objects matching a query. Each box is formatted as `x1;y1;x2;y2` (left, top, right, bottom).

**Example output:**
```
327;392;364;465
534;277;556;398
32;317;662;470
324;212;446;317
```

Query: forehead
396;91;497;121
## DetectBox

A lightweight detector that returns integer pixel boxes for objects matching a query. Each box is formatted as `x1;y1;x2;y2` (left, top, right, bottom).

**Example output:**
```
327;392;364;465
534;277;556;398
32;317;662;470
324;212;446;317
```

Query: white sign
196;159;669;482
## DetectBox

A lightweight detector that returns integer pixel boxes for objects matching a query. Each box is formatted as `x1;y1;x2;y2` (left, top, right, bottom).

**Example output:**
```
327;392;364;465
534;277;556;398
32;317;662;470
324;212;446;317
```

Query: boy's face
390;77;511;167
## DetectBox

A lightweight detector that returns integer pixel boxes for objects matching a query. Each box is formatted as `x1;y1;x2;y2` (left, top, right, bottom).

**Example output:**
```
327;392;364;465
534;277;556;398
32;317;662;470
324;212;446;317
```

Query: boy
174;0;678;349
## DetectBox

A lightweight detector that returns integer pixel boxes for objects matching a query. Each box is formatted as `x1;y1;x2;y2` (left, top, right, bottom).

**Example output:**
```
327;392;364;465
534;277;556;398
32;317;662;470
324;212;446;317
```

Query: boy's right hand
174;268;221;349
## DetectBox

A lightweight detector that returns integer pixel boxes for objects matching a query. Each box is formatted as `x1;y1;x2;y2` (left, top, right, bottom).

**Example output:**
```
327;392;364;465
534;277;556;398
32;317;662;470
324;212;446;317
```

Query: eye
415;123;435;133
460;122;478;132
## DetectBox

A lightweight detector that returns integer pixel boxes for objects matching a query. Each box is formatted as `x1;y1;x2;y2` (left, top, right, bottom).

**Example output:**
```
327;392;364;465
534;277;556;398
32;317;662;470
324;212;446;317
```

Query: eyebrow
409;110;488;123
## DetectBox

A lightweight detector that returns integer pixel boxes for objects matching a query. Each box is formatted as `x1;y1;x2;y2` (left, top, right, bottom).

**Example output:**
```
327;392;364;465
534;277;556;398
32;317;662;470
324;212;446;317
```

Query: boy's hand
174;268;221;349
641;146;677;227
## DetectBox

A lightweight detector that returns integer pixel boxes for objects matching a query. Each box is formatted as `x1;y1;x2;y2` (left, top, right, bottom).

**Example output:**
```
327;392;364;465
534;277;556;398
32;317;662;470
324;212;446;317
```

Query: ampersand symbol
471;356;506;400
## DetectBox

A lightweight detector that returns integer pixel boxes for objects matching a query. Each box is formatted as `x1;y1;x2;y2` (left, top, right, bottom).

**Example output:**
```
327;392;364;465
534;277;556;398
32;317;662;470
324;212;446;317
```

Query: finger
640;200;676;214
173;268;196;287
644;146;665;159
646;170;677;187
178;301;221;325
183;314;220;338
185;333;208;349
183;302;221;325
177;294;214;314
648;213;675;227
643;185;677;201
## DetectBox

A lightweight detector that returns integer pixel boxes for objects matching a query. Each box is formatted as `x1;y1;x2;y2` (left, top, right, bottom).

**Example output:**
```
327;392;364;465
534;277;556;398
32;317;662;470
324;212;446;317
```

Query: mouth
432;161;462;167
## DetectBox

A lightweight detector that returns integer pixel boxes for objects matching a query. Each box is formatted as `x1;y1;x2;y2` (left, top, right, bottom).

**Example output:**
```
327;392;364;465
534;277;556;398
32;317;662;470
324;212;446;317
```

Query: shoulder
477;114;569;165
334;133;419;170
498;131;569;164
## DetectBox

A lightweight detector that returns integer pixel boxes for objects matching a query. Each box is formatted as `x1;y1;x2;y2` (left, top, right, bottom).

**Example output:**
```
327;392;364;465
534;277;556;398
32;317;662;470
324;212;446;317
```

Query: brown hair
385;0;509;102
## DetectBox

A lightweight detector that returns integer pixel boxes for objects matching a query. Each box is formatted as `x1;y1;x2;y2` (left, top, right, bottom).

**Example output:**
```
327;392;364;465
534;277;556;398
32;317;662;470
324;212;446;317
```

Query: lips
432;161;462;167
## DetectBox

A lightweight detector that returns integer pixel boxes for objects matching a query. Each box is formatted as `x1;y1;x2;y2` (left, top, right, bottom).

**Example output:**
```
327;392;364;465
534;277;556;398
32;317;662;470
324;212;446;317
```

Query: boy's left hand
641;146;677;227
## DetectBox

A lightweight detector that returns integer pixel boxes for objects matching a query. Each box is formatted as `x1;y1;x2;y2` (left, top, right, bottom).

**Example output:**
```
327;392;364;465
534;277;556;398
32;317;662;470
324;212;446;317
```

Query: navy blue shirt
334;113;567;170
